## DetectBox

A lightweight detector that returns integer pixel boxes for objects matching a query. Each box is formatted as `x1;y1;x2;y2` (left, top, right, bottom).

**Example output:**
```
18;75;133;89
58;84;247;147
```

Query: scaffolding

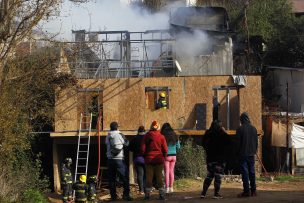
59;30;176;79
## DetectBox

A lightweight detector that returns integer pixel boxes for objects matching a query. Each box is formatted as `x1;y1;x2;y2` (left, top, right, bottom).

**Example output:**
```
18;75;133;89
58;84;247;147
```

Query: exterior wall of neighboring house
267;67;304;113
291;0;304;15
54;76;262;132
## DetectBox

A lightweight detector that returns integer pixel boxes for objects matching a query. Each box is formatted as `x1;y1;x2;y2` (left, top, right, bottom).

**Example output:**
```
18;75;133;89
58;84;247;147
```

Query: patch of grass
174;178;201;190
257;175;304;182
256;177;270;182
274;176;304;182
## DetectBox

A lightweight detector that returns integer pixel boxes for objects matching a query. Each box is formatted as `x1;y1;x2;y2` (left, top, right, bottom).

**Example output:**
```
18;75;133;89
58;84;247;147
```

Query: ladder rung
76;173;86;175
79;144;88;145
78;151;88;153
78;158;87;160
78;165;86;167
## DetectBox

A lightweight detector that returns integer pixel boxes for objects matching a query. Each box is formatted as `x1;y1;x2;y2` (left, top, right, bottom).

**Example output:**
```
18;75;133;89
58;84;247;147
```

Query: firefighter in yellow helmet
73;175;88;203
61;158;73;203
156;92;167;109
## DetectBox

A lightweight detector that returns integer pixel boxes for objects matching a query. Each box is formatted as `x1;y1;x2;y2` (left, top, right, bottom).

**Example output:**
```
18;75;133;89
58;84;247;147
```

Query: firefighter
61;157;73;203
156;92;167;109
87;175;97;203
73;175;88;203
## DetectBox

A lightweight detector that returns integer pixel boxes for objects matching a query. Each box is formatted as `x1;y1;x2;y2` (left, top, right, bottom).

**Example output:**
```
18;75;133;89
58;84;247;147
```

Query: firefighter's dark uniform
156;97;167;109
61;163;73;202
73;181;88;203
87;182;97;203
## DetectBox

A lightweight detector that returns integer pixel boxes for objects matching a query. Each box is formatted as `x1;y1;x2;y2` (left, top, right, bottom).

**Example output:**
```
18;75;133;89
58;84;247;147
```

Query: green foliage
175;138;206;179
226;0;304;68
0;45;76;201
227;0;293;40
21;189;48;203
0;150;49;202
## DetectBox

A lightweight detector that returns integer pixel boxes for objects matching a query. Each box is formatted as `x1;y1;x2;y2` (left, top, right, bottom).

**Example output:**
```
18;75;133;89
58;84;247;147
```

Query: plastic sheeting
271;121;289;147
291;123;304;148
232;75;247;86
296;148;304;166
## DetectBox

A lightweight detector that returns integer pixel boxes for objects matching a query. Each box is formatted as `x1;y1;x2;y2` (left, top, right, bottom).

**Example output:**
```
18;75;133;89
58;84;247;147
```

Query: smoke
175;30;213;57
39;0;220;73
40;0;173;40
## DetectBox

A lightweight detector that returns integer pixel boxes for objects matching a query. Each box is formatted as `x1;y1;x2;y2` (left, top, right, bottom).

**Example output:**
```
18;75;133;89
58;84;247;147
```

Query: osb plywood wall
239;76;262;130
54;76;261;132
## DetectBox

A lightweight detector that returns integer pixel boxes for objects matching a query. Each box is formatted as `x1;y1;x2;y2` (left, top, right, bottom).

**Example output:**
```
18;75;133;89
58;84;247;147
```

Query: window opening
77;88;103;130
212;86;240;130
145;86;171;110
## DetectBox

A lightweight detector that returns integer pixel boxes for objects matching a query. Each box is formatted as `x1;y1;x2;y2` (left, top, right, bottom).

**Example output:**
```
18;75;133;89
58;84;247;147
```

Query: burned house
51;6;262;191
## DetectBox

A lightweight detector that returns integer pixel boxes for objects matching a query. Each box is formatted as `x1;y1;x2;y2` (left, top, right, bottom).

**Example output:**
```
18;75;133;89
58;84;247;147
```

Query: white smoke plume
41;0;177;40
175;30;213;58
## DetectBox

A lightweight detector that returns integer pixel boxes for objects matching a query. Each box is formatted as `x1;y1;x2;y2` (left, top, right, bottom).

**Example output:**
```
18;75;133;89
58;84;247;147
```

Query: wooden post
53;139;61;193
286;82;291;174
291;148;295;175
129;151;135;184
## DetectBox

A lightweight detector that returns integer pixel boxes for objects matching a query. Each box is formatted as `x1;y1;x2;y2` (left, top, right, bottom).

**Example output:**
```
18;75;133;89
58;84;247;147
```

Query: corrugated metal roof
267;66;304;72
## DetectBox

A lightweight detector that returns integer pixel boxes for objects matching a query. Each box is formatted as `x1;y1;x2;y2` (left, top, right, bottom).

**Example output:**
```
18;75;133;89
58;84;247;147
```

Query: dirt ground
48;180;304;203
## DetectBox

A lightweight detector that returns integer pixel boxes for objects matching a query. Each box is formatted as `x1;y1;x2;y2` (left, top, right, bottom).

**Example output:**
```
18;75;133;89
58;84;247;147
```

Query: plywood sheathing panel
54;76;262;132
239;76;262;130
55;87;78;131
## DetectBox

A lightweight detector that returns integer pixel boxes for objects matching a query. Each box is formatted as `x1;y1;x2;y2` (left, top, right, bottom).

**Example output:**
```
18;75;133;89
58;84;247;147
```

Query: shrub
175;138;206;179
0;150;49;202
21;189;48;203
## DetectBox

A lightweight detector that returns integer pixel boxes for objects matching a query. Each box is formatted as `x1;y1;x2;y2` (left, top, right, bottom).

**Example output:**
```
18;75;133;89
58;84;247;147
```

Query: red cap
151;120;159;130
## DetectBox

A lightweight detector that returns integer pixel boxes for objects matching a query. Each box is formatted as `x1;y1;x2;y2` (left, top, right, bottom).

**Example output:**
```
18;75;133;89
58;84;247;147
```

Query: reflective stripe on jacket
72;182;88;201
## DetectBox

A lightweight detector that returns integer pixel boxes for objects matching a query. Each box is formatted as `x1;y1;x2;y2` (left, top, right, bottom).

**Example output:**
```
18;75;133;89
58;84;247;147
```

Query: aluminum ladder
74;113;92;183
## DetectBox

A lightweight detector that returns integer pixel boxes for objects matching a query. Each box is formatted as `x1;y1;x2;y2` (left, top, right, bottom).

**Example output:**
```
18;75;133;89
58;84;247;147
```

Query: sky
40;0;180;41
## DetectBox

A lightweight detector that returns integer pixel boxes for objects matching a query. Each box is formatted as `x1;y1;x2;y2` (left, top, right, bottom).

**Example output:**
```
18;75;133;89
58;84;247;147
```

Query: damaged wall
55;76;261;132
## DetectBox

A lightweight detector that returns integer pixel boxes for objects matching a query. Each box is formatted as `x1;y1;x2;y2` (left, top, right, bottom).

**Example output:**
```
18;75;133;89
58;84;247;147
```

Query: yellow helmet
159;92;166;98
79;175;87;183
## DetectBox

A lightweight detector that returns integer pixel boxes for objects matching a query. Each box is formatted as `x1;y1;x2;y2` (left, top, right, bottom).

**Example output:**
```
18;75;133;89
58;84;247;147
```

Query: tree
0;43;77;201
225;0;304;71
0;0;86;84
0;0;63;83
0;1;81;200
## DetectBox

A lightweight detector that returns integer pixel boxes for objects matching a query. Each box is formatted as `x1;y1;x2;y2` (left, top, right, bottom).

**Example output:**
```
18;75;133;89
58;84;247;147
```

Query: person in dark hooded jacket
236;112;258;197
201;120;230;199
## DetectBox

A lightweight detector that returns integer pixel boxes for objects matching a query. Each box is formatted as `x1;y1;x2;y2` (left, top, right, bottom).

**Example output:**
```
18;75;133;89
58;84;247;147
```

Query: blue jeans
240;156;256;193
108;159;130;199
135;163;146;192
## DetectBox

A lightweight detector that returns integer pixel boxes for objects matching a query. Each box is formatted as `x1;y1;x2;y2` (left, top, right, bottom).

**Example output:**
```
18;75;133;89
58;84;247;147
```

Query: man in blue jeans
106;121;132;201
236;112;258;197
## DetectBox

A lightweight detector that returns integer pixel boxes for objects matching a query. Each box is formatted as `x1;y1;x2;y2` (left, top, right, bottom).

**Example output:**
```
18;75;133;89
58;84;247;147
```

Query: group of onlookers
61;112;258;202
105;112;258;201
106;120;180;201
201;112;258;199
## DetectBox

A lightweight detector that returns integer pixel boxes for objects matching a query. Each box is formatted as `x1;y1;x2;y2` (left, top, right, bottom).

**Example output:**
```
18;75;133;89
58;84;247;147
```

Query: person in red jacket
141;120;168;200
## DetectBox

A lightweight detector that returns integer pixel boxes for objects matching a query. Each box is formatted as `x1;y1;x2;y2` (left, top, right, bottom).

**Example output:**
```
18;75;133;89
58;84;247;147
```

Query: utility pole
286;82;290;174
